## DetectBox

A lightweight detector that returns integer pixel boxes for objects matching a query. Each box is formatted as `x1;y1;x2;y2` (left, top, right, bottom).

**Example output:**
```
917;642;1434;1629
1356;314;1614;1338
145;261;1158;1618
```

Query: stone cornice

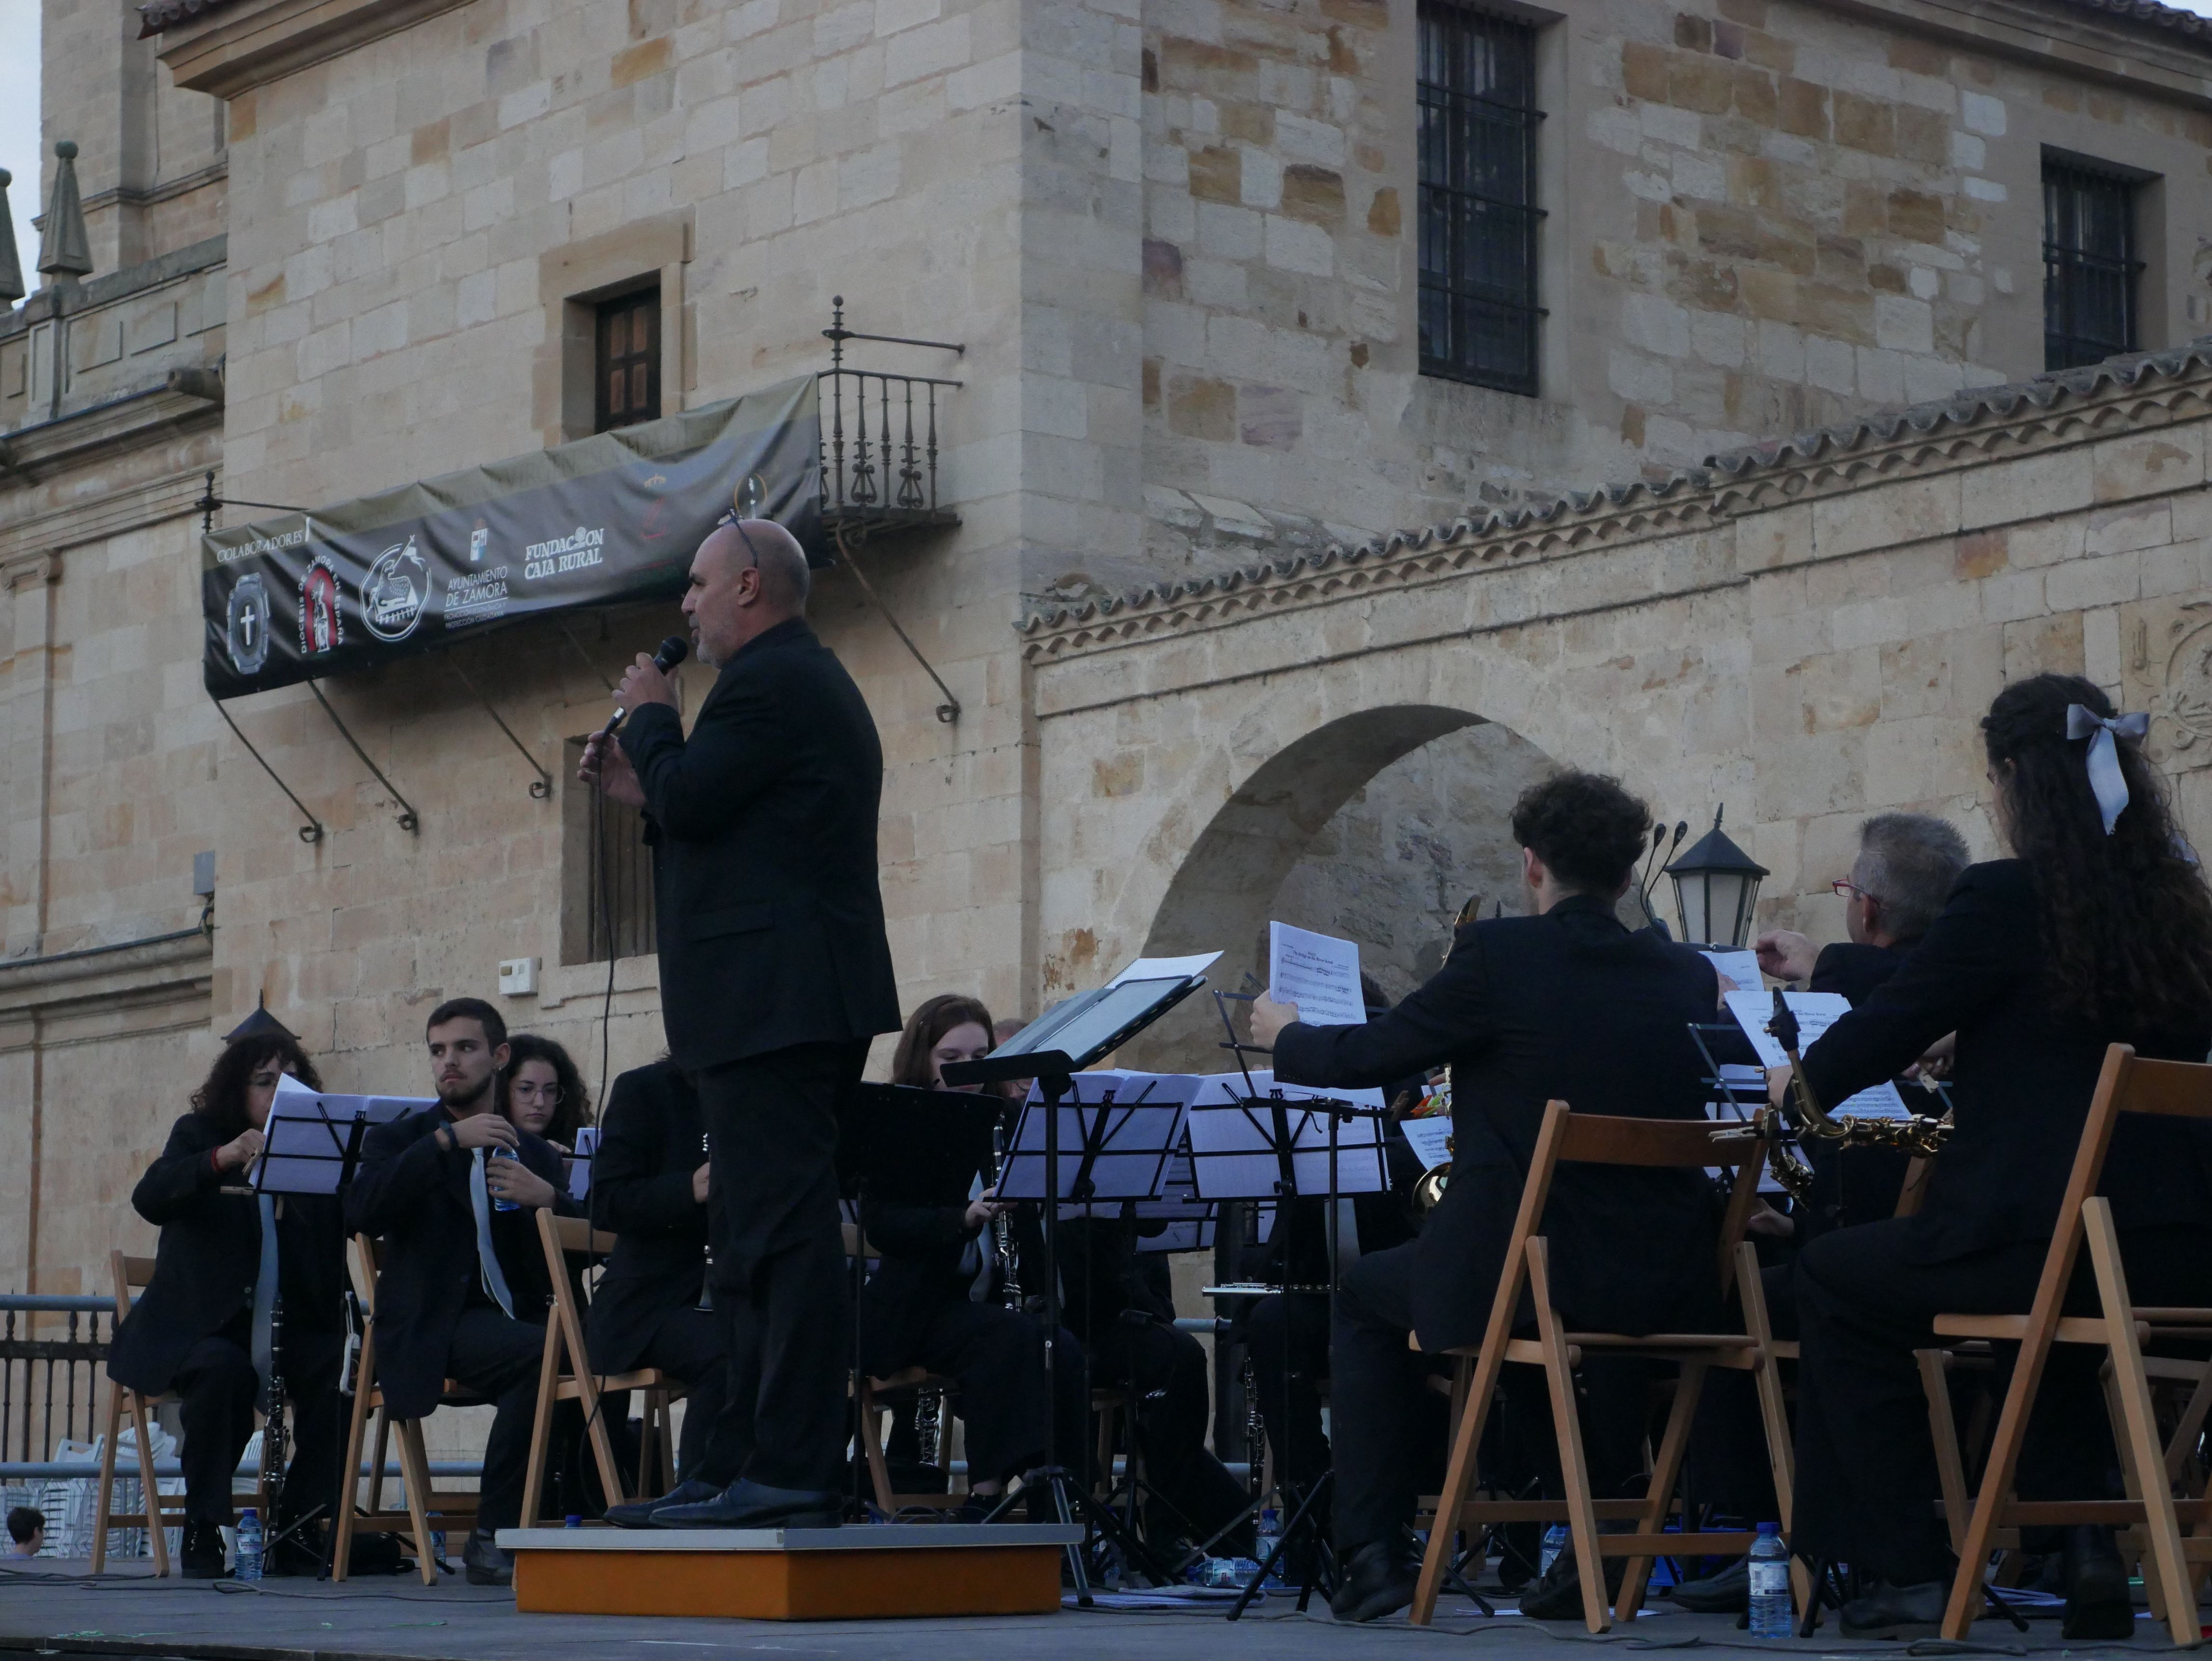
156;0;479;97
0;929;214;1035
1021;340;2212;664
1814;0;2212;105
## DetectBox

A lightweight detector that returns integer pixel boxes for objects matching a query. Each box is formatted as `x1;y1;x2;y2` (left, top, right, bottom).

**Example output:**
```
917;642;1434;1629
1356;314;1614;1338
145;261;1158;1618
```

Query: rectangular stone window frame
2042;148;2154;372
1415;0;1553;396
533;210;695;448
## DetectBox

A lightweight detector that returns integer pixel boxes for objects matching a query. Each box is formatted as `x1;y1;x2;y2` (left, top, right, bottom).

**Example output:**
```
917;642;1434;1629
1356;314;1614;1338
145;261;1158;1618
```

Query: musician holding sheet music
107;1022;347;1578
1250;771;1725;1624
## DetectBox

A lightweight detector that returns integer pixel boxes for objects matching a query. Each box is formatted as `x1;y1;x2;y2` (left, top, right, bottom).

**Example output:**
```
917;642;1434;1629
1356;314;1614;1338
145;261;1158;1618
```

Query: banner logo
443;565;511;628
361;538;430;642
523;526;606;580
469;522;489;564
225;574;272;675
301;555;345;656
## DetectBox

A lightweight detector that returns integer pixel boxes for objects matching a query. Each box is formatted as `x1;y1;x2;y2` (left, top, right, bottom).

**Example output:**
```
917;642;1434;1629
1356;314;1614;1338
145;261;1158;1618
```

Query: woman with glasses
499;1034;592;1151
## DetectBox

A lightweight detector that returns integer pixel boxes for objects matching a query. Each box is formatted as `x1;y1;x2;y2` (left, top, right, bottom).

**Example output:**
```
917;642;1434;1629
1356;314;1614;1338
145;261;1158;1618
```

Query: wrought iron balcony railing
818;298;961;539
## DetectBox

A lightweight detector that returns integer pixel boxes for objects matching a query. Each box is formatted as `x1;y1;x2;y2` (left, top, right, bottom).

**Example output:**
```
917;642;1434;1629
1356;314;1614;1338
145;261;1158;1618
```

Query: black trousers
171;1326;342;1529
1331;1240;1655;1553
627;1305;744;1486
1088;1317;1251;1547
446;1306;549;1532
1246;1293;1331;1491
864;1296;1086;1486
1793;1220;2212;1583
696;1040;865;1493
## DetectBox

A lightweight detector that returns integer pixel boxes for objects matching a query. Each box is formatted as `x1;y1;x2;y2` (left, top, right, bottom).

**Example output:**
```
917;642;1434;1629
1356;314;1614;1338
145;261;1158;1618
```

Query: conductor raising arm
579;518;900;1529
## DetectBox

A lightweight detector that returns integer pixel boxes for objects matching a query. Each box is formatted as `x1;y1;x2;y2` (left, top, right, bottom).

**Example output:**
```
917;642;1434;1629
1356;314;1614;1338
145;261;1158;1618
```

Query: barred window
2044;158;2145;372
561;735;657;965
1418;3;1544;394
594;289;661;433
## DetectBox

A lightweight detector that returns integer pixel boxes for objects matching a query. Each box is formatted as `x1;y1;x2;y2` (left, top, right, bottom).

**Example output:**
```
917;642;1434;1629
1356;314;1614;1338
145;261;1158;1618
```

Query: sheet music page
1267;922;1367;1027
1722;989;1912;1121
1399;1116;1452;1172
1701;949;1762;995
256;1075;435;1194
1106;951;1222;987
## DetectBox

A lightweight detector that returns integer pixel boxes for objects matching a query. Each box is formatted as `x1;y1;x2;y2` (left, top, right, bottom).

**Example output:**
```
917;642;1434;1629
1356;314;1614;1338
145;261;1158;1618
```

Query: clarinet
992;1119;1023;1311
261;1276;289;1538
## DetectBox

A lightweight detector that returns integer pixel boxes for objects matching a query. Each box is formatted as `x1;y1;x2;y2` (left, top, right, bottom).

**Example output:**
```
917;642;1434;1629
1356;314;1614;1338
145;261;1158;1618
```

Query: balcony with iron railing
816;297;962;544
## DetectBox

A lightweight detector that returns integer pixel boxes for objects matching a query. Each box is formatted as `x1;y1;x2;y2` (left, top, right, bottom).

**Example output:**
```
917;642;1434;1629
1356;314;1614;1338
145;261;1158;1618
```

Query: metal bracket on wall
832;525;961;724
196;470;309;534
211;697;326;844
452;659;552;799
307;679;420;833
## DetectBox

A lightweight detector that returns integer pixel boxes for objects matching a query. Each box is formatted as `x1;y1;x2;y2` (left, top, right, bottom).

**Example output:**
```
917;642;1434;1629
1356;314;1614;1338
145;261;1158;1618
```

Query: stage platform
0;1558;2192;1658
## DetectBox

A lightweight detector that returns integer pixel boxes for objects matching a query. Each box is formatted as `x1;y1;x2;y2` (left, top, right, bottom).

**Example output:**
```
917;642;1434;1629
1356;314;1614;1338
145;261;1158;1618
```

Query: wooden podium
497;1524;1082;1620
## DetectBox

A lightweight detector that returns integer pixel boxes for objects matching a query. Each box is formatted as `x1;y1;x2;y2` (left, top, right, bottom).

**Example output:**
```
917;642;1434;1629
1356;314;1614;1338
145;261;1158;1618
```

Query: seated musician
584;1058;748;1526
107;1019;346;1578
1779;674;2212;1640
345;998;573;1585
499;1034;591;1153
863;995;1084;1519
1251;769;1725;1623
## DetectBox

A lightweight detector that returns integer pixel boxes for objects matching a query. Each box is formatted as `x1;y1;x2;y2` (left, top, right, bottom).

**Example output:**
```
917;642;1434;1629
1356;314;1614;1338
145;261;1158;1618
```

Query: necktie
470;1148;517;1318
250;1193;279;1401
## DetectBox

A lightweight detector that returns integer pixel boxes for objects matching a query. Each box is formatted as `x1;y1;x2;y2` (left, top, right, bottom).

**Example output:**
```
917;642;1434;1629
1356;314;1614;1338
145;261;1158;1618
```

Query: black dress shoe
2061;1524;2134;1640
605;1478;721;1529
1329;1538;1418;1623
651;1478;843;1529
1668;1554;1750;1613
1839;1577;1948;1638
461;1528;513;1587
1518;1540;1629;1621
180;1521;227;1579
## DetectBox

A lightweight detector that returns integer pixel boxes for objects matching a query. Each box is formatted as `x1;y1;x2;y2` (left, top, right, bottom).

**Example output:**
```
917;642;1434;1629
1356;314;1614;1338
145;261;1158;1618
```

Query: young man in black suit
586;1059;748;1524
578;518;900;1529
1250;771;1724;1623
108;1030;346;1576
345;998;570;1584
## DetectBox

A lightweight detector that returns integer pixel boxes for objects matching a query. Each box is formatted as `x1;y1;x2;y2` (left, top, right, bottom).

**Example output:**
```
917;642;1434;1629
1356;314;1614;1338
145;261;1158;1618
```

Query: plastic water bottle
490;1146;521;1211
426;1512;446;1570
565;1514;582;1529
1540;1523;1569;1576
1748;1521;1792;1638
234;1509;263;1581
1256;1507;1284;1585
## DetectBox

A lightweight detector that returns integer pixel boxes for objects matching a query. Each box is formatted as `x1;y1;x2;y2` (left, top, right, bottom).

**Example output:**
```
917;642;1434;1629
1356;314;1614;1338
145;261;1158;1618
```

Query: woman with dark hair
106;1030;349;1577
1784;673;2212;1638
862;994;1083;1518
499;1034;590;1151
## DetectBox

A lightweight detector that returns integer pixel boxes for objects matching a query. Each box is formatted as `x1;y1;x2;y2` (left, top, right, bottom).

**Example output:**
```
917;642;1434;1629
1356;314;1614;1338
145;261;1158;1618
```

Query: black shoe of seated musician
2060;1524;2135;1641
651;1477;843;1529
1517;1540;1630;1621
1328;1538;1420;1623
603;1477;720;1529
1667;1554;1750;1613
180;1521;227;1579
1838;1577;1948;1638
461;1528;513;1587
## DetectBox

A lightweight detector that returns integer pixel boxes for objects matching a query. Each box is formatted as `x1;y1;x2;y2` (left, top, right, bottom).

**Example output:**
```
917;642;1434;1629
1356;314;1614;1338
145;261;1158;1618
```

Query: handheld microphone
597;635;690;738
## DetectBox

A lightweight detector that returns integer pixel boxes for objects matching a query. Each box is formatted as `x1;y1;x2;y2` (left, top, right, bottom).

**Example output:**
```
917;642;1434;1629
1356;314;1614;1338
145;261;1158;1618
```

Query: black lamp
1664;806;1769;949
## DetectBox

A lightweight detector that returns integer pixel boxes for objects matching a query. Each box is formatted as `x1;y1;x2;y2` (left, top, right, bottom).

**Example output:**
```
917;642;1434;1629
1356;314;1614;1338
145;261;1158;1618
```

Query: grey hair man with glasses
1756;812;1971;1002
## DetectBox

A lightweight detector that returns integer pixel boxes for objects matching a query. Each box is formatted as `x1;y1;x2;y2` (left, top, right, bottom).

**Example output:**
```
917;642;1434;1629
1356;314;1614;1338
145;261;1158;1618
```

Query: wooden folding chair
1936;1044;2212;1642
92;1252;194;1574
1410;1102;1773;1632
330;1235;483;1585
521;1212;685;1525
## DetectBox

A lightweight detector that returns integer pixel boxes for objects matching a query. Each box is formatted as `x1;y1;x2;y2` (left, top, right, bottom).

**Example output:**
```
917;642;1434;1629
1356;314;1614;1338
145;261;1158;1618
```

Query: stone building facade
4;0;2212;1341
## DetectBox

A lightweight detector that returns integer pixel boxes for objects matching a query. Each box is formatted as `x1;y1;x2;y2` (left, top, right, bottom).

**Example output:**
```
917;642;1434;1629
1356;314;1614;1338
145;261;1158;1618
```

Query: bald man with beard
580;518;899;1528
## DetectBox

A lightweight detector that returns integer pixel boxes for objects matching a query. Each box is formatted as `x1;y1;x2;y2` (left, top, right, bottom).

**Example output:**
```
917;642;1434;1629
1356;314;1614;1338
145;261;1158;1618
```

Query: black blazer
107;1113;346;1396
860;1197;991;1372
343;1107;570;1420
587;1061;711;1375
1792;940;1917;1237
620;617;901;1071
1273;894;1723;1349
1801;859;2212;1262
1810;941;1904;1004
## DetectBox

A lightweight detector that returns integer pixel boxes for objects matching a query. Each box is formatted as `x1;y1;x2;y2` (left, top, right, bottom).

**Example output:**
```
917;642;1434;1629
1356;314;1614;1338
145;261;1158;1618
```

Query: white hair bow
2065;704;2151;834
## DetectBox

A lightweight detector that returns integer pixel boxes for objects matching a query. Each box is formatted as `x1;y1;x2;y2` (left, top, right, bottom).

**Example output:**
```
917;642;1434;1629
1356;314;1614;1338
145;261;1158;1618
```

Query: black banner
203;376;821;699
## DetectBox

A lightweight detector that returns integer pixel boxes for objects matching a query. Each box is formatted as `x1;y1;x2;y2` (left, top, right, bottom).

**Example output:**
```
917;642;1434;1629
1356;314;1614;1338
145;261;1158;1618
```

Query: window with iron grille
561;735;658;965
2043;158;2145;372
594;289;661;433
1418;3;1544;394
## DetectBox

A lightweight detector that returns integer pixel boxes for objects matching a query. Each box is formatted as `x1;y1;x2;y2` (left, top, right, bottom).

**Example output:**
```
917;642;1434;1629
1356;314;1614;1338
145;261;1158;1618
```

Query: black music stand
940;970;1206;1602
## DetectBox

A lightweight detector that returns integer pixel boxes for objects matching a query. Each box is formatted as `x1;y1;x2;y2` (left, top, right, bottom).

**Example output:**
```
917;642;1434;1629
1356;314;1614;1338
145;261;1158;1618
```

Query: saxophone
1764;989;1949;1199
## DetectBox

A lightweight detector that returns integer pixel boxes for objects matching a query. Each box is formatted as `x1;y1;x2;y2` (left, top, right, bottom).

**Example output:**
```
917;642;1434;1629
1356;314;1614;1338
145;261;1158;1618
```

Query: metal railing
817;297;961;532
0;1295;115;1465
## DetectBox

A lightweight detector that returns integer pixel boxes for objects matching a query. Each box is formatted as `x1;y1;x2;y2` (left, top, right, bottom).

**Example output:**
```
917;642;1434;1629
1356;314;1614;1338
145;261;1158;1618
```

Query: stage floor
0;1559;2188;1658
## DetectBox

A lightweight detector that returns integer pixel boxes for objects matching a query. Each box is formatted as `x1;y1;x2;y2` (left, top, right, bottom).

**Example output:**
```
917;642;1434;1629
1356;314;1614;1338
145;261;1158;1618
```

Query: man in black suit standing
586;1059;749;1523
345;998;570;1584
579;517;899;1529
1249;771;1723;1623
